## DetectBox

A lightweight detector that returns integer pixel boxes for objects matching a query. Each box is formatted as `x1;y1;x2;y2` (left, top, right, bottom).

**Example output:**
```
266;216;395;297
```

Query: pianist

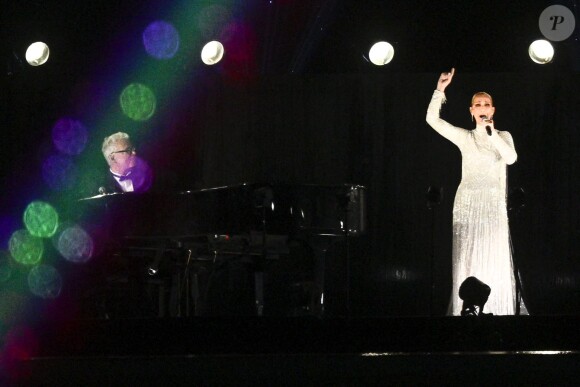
100;132;153;194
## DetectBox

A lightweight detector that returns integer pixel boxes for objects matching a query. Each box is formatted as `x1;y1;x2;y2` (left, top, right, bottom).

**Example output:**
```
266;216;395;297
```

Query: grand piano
74;183;367;318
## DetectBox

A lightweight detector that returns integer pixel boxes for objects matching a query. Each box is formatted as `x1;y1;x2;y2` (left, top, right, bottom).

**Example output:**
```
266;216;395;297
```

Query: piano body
73;183;367;317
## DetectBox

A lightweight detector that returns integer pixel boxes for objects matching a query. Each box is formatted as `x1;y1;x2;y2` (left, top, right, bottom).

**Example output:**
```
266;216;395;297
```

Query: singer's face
470;96;495;125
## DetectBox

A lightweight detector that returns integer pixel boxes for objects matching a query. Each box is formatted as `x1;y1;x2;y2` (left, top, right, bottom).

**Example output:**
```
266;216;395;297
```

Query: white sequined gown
426;90;518;316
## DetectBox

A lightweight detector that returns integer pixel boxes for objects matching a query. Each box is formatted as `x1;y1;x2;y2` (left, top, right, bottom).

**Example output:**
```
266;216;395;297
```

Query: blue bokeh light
52;117;89;156
143;21;180;59
28;264;63;299
57;225;93;264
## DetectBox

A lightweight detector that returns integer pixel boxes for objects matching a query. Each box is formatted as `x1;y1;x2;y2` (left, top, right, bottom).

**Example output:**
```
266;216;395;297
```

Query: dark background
1;0;579;316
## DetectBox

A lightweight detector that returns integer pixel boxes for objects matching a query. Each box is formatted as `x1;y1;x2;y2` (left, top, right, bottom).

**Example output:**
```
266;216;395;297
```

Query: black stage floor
5;315;580;385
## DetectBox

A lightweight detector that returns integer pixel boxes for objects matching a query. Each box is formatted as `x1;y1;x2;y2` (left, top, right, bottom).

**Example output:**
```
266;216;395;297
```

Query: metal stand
176;248;193;317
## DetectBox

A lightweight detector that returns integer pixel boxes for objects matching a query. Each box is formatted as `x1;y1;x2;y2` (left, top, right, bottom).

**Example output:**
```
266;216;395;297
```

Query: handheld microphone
479;115;492;136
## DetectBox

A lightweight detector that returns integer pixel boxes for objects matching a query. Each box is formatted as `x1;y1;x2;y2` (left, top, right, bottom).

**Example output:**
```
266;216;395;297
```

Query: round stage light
529;39;554;64
368;41;395;66
201;41;225;65
25;42;50;66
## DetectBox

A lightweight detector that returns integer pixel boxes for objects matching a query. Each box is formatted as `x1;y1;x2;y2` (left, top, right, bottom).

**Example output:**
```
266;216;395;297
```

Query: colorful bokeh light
52;117;89;156
57;225;93;264
28;264;63;299
120;83;156;121
126;157;154;193
143;20;180;59
23;201;59;238
42;154;78;191
9;230;43;266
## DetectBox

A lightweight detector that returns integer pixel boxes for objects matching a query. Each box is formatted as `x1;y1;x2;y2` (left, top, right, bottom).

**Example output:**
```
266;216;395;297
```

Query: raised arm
426;68;467;147
437;67;455;93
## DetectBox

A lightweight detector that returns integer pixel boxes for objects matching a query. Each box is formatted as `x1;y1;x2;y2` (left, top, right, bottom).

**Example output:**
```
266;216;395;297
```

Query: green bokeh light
9;229;44;266
23;201;59;238
120;83;156;121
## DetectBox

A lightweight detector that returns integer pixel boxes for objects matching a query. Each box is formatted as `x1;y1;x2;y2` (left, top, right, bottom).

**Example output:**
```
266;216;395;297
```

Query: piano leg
170;249;193;318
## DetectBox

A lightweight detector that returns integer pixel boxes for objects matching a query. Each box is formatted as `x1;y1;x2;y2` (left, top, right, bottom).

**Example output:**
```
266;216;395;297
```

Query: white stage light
25;42;50;66
368;41;395;66
201;41;225;65
528;39;554;64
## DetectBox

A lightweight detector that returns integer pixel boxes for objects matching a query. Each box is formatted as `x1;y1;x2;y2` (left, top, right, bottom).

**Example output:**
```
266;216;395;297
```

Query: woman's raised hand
437;68;455;92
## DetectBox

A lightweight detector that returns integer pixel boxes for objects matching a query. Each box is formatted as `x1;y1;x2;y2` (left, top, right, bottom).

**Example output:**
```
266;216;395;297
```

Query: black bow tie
117;168;135;181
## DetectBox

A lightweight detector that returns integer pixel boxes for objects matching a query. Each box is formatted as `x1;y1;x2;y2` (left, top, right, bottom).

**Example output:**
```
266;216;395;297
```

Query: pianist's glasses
109;147;135;159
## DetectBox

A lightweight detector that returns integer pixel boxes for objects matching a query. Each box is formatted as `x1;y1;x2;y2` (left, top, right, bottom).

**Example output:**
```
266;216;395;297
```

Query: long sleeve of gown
490;130;517;165
426;90;467;148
